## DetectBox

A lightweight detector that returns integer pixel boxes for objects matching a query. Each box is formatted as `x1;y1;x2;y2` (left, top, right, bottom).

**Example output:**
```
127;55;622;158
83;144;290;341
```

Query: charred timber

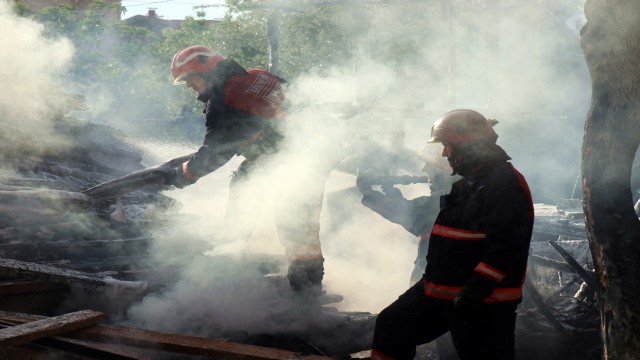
0;311;333;360
548;240;598;290
0;258;147;295
0;310;105;347
82;153;194;200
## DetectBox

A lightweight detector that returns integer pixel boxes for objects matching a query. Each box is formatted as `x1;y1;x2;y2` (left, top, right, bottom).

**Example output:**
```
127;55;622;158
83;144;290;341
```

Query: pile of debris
514;200;601;360
0;310;335;359
0;110;603;359
0;115;378;358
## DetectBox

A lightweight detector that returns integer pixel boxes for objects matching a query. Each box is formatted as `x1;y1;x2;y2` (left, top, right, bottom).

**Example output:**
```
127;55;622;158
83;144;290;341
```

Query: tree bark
580;0;640;358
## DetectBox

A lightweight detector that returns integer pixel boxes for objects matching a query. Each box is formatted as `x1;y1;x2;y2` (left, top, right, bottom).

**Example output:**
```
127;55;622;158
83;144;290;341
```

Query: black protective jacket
423;160;534;304
187;59;286;178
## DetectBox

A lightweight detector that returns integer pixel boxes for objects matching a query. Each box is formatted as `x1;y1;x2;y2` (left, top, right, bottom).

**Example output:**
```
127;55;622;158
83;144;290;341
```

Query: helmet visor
172;72;192;85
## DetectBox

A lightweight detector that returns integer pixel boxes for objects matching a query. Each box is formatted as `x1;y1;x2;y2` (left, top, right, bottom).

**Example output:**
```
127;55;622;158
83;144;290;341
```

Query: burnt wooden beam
548;240;598;290
0;318;149;359
0;258;148;295
529;254;573;273
37;336;153;359
40;256;154;274
0;282;69;316
82;153;194;199
70;324;334;360
0;237;151;263
0;311;332;360
0;310;104;347
0;280;67;296
548;276;583;299
0;321;152;360
0;341;71;359
523;277;566;333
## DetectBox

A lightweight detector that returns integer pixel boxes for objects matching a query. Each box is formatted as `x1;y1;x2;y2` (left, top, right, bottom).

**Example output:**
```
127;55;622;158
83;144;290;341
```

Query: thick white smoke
118;0;590;341
0;0;75;160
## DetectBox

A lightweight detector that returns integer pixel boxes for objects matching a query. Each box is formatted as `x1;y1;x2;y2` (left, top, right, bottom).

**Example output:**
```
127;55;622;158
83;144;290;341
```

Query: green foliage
11;0;33;17
13;0;443;121
14;0;586;123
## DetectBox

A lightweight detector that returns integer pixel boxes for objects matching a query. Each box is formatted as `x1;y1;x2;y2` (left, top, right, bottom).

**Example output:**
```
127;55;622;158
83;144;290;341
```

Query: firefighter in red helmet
371;109;534;360
162;45;328;297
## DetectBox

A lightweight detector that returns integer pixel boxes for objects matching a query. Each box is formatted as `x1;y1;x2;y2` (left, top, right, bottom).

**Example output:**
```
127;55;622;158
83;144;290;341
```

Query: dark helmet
428;109;498;147
171;45;225;84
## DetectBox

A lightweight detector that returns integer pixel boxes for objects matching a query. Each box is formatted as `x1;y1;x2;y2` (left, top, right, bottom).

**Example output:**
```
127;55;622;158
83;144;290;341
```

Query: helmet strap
447;147;463;176
452;141;511;178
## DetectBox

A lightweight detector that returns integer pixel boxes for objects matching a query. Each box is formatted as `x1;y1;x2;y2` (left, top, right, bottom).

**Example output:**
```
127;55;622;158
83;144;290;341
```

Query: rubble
0;115;379;358
0;114;604;359
513;201;601;360
0;310;334;360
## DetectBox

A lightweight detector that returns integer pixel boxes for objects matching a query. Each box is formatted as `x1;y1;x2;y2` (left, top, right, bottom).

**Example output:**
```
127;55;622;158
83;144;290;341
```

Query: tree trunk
580;0;640;358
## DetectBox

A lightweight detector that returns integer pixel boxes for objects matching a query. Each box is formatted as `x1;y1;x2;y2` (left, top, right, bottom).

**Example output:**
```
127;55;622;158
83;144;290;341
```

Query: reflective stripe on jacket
423;162;534;303
423;280;522;303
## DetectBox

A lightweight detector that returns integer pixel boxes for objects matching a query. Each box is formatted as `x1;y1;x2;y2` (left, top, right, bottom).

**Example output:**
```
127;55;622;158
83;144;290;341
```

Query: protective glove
356;170;375;194
454;285;486;323
381;184;403;198
287;257;325;295
162;166;194;189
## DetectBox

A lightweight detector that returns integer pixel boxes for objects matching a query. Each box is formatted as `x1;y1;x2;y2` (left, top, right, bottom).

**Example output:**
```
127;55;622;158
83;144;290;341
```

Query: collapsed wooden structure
0;310;333;359
0;202;602;359
0;116;604;359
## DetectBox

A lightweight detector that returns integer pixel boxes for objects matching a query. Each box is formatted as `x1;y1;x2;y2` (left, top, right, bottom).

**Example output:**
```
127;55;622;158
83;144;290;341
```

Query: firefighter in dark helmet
371;109;534;360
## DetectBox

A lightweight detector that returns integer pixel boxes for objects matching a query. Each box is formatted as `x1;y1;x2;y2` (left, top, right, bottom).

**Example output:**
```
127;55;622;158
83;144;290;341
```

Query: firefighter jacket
186;59;286;179
423;160;534;304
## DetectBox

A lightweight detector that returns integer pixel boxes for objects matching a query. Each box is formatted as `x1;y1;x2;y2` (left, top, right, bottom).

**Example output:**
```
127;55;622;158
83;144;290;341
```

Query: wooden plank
68;324;333;360
0;311;48;323
0;311;331;360
0;238;151;263
82;153;194;199
0;310;105;347
529;254;573;273
0;258;148;293
0;342;70;360
42;336;154;360
0;319;149;360
0;280;67;296
548;240;598;289
523;278;566;333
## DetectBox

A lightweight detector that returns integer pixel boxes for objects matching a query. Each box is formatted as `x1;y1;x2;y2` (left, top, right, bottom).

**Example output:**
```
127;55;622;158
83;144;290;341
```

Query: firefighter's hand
356;170;374;194
382;185;403;198
162;167;193;189
288;257;324;295
356;171;373;194
454;286;485;323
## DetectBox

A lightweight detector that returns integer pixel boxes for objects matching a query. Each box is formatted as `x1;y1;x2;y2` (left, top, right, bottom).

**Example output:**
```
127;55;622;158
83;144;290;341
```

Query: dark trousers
372;282;518;360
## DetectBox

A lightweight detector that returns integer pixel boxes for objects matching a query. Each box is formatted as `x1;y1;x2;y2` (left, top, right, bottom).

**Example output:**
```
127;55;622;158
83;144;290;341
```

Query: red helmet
427;109;498;147
170;45;225;84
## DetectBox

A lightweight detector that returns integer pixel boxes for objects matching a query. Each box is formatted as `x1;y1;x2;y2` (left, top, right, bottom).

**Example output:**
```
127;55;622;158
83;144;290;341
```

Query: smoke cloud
0;0;593;348
0;1;76;161
123;2;591;339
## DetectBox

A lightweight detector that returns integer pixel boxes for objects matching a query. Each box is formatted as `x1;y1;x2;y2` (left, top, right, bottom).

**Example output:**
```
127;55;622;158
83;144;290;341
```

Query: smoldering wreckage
0;102;604;360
